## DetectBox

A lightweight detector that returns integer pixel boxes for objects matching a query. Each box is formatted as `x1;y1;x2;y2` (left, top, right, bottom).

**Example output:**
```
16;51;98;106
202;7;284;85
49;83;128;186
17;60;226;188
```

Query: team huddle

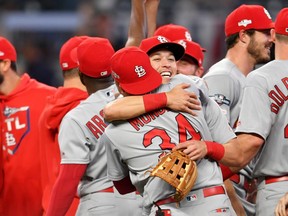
1;1;288;216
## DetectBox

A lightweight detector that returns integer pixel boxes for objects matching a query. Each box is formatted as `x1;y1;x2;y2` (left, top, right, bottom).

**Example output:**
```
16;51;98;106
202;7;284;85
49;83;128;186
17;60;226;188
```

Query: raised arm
125;0;146;47
103;83;201;122
145;0;160;37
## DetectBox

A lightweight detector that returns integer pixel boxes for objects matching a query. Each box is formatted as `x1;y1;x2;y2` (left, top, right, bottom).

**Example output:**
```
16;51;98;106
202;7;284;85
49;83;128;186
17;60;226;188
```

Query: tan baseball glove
150;150;198;202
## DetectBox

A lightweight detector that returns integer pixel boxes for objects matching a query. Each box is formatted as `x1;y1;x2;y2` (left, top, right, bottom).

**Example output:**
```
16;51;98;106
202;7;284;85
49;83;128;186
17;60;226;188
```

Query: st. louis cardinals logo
185;31;192;41
2;106;30;155
178;40;187;49
134;65;146;77
157;36;169;43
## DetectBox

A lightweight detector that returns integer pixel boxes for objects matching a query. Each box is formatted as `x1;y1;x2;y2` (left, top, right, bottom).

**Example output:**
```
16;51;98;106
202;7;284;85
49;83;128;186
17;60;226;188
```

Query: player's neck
63;78;86;91
226;49;255;76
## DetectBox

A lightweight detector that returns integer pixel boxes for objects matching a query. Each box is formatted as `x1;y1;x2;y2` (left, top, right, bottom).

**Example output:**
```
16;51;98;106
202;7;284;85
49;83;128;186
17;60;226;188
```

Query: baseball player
104;36;207;121
175;39;206;77
46;37;118;216
234;7;288;216
114;1;187;215
0;36;56;216
103;46;249;216
203;4;274;216
154;24;206;78
39;35;89;215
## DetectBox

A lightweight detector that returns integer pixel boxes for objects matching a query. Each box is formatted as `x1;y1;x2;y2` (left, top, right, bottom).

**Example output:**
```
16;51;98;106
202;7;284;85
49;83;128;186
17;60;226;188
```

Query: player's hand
173;140;207;161
166;83;201;116
275;192;288;216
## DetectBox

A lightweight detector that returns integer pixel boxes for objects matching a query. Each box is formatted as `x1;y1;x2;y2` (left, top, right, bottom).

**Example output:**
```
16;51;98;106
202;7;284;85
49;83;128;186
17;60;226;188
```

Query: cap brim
121;69;162;95
148;42;185;61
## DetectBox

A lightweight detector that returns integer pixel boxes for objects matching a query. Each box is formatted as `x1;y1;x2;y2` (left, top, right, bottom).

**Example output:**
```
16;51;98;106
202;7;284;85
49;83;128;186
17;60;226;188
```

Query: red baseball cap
110;46;162;95
275;8;288;36
59;36;89;71
225;4;274;37
0;37;17;61
176;39;205;67
139;36;185;61
154;24;192;41
77;37;115;78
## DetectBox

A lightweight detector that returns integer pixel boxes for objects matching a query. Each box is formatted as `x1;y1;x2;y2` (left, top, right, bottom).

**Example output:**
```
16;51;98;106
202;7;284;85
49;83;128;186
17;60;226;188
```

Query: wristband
143;92;167;113
219;164;234;180
205;141;225;161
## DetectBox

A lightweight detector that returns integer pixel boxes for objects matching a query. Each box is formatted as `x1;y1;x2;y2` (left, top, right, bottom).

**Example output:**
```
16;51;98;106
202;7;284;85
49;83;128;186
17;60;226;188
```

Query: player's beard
247;37;271;65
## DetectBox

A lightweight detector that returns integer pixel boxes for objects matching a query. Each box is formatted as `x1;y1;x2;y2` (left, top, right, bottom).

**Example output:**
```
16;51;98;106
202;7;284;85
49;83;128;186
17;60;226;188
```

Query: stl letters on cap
157;36;169;43
134;66;146;78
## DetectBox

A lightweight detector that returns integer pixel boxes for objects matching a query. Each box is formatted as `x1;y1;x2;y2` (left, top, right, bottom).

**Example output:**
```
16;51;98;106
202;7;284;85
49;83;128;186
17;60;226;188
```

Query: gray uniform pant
230;173;256;216
148;184;236;216
256;177;288;216
76;192;118;216
114;188;143;216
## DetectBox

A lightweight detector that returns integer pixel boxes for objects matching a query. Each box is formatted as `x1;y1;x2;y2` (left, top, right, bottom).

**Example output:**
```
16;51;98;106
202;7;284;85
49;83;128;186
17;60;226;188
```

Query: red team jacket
39;87;88;216
0;74;56;216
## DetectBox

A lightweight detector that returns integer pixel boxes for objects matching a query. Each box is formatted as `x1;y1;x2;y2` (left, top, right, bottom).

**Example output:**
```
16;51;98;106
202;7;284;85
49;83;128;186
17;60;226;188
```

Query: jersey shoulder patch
210;94;230;106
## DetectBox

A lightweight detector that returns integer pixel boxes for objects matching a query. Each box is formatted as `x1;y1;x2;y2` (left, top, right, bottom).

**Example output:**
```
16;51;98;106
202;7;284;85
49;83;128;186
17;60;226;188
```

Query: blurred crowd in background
0;0;285;87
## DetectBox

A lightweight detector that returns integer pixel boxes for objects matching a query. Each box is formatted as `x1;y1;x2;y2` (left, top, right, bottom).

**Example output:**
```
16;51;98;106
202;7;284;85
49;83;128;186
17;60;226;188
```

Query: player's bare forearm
173;138;246;167
174;134;264;171
144;0;160;37
224;180;246;216
103;96;146;122
103;83;201;122
125;0;146;47
275;192;288;216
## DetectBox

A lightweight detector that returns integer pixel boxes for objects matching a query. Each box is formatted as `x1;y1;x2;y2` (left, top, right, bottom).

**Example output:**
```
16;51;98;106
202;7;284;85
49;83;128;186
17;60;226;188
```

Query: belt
98;186;114;193
156;185;225;206
265;176;288;184
230;174;250;191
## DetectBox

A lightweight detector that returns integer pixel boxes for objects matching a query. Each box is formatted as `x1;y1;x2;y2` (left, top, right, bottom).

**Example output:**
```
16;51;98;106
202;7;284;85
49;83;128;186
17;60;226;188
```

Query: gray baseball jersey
203;58;245;129
204;58;254;215
58;84;116;197
236;60;288;177
102;74;236;215
235;60;288;216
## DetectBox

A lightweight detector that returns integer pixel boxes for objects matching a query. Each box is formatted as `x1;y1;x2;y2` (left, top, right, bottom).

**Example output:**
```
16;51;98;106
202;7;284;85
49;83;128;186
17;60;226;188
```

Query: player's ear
239;29;249;44
270;29;276;43
0;59;12;73
195;66;204;78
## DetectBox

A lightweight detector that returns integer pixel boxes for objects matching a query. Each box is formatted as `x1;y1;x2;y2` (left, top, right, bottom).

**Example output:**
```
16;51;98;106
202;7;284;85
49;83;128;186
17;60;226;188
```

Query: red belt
265;176;288;184
156;185;225;206
230;174;250;191
99;186;114;193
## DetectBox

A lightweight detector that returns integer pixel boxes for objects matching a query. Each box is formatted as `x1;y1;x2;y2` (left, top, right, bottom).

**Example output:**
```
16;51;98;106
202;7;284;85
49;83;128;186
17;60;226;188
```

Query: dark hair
11;61;17;72
225;29;256;50
0;60;17;72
